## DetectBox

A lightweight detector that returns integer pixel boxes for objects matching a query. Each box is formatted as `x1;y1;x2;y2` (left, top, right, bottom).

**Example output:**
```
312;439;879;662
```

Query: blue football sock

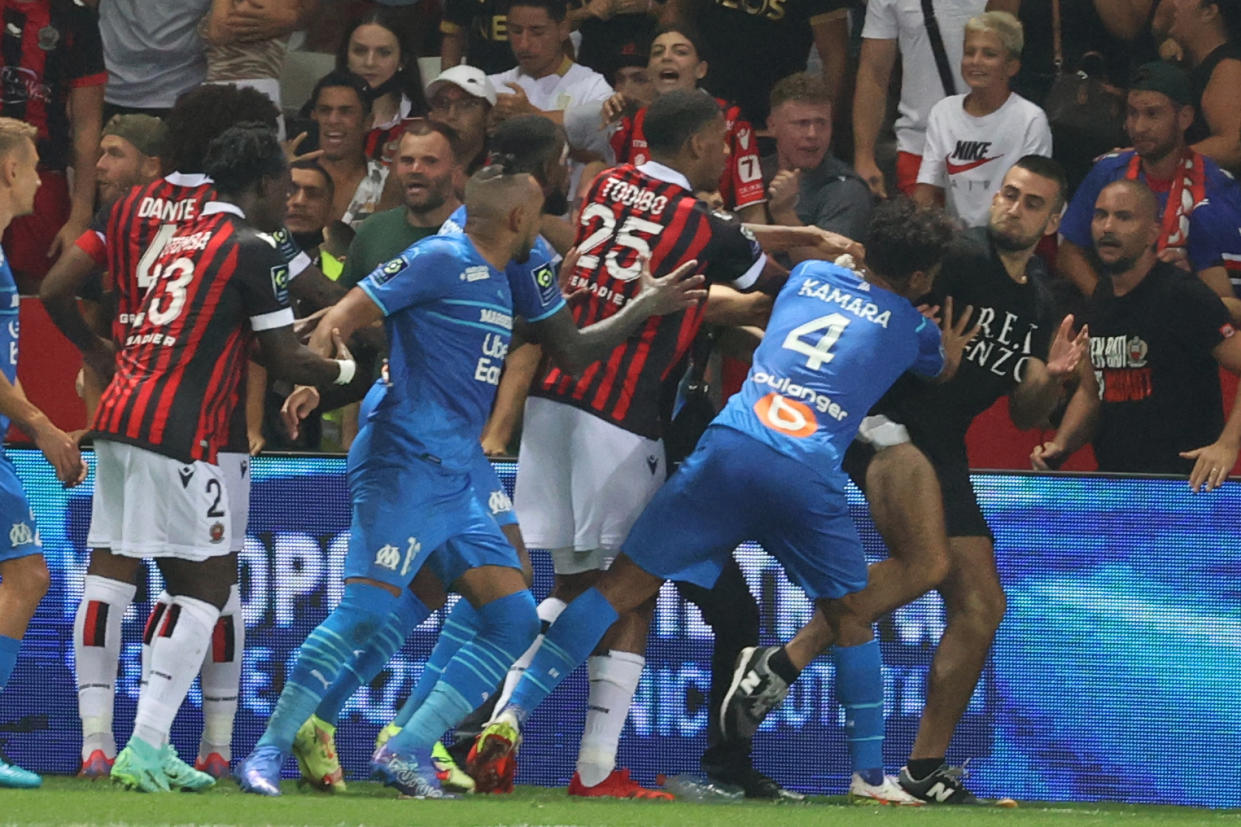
0;634;19;691
387;590;538;755
257;582;398;752
392;597;482;729
506;587;618;720
315;589;430;726
833;639;885;785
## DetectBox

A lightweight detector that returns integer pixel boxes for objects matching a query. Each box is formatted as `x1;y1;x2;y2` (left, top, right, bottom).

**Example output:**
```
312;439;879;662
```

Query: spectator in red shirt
0;0;105;291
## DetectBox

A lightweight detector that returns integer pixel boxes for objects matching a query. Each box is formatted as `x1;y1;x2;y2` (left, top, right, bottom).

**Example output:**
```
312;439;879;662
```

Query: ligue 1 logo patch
373;256;404;285
533;263;557;304
270;264;290;304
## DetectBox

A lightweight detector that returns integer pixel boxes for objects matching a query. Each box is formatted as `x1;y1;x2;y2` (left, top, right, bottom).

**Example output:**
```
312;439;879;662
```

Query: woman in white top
914;11;1051;228
336;10;429;166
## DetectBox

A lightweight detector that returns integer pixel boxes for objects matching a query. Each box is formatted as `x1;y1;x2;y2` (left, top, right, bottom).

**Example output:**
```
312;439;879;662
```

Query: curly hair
864;198;957;285
165;84;280;175
203;124;286;198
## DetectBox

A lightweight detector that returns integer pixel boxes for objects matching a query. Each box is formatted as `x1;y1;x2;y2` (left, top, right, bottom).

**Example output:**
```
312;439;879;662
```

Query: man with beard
1034;178;1241;487
720;155;1087;805
1056;61;1241;320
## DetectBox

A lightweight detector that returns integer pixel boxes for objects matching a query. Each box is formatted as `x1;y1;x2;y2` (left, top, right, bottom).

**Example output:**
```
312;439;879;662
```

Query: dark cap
101;114;168;158
1129;61;1193;107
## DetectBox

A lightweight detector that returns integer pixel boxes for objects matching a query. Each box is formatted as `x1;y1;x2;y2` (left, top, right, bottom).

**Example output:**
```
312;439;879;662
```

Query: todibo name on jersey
137;196;198;223
797;278;891;328
597;175;669;216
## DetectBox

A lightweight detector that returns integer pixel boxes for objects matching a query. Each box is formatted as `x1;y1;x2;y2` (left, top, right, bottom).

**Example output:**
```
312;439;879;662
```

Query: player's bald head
465;165;543;218
1097;178;1159;223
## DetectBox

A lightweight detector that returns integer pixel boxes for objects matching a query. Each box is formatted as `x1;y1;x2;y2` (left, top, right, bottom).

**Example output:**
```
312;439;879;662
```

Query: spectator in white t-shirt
488;0;613;126
854;0;986;198
914;11;1051;227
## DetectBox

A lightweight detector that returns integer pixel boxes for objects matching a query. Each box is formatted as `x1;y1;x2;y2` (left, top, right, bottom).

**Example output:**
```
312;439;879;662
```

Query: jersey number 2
781;313;851;370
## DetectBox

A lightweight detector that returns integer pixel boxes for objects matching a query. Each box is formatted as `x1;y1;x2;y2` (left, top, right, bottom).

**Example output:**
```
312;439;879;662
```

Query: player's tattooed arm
1010;315;1089;430
533;248;706;373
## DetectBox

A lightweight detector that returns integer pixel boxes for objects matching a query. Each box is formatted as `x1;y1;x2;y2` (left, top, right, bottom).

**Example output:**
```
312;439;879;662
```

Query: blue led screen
0;451;1237;807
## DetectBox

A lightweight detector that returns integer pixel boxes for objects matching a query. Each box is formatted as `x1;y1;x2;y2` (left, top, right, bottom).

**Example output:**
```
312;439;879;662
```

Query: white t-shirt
917;92;1053;228
862;0;986;156
488;61;613;113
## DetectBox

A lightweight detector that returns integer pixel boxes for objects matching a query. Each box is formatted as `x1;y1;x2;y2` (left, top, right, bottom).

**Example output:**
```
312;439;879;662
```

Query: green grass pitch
1;778;1238;827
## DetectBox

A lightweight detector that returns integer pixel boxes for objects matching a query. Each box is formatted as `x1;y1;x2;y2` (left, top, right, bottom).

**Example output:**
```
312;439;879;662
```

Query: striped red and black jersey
610;95;766;213
534;162;766;439
92;203;294;464
0;0;106;171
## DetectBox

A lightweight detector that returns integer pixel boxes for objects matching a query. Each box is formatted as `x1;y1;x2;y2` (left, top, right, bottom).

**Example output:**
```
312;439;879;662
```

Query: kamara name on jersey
137;196;198;223
597;175;669;216
797;279;891;328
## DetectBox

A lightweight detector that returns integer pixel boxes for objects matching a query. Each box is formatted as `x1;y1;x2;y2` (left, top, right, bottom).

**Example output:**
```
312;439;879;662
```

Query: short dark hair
644;89;721;156
291;159;334;197
306;69;373;116
335;9;429;116
203;124;287;198
400;118;464;163
651;23;708;63
1011;154;1069;210
165;84;280;175
770;72;832;112
488;115;561;179
1099;178;1159;222
864;198;957;284
508;0;567;21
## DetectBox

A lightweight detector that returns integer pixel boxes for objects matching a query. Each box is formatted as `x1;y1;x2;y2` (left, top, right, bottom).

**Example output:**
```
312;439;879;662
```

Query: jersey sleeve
1174;272;1234;352
701;209;767;290
1024;106;1053;157
861;0;898;41
1059;157;1116;249
908;313;946;378
915;103;950;187
234;238;295;332
358;239;461;316
1187;192;1241;277
506;235;566;322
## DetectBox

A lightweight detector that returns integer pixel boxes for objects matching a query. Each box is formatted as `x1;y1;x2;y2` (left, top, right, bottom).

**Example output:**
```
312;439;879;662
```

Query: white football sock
576;649;644;787
131;595;219;748
74;574;136;760
495;596;566;711
198;583;244;759
139;591;172;691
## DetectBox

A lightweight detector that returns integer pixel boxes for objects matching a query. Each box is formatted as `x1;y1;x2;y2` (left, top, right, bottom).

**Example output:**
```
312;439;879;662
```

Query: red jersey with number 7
533;161;766;439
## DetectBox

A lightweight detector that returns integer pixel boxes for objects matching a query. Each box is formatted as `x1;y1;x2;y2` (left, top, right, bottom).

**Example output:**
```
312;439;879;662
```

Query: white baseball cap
426;65;497;107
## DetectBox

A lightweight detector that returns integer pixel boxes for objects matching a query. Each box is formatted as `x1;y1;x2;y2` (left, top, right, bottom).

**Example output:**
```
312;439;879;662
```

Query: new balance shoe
466;719;520;794
293;714;346;792
374;721;401;752
161;745;215;791
371;744;455;799
78;749;114;779
898;763;1016;807
0;756;41;788
236;744;287;796
704;765;804;801
568;767;674;800
111;738;171;793
194;751;230;780
848;772;923;806
433;741;475;794
720;646;790;741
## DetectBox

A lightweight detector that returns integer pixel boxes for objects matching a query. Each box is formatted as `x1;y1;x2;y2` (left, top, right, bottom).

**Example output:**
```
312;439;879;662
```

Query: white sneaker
849;772;924;806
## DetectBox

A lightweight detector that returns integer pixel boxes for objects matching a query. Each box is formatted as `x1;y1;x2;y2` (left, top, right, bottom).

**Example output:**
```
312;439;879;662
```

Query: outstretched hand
937;296;980;378
1046;314;1089;381
637;257;707;316
281;385;321;441
1180;440;1238;493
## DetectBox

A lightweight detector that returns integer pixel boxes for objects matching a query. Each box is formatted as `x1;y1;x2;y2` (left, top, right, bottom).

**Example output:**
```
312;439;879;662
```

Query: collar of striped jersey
636;160;692;192
202;201;245;218
165;171;211;188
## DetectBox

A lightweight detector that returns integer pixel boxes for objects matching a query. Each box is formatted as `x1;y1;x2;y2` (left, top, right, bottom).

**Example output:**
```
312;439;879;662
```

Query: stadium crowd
0;0;1237;808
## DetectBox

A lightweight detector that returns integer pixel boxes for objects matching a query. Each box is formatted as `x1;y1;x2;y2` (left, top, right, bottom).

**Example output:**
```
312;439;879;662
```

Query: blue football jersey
0;245;18;453
358;234;522;472
441;204;565;322
714;260;944;476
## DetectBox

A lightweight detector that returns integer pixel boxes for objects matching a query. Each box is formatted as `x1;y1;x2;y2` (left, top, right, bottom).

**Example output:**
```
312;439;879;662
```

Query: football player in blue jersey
474;198;979;785
236;148;707;797
0;118;88;789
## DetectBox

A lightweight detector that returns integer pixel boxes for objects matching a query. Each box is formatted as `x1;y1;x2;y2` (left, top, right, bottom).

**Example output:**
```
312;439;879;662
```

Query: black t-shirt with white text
1085;261;1233;473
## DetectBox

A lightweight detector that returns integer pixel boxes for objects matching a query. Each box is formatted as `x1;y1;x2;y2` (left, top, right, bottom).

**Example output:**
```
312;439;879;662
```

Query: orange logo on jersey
754;393;817;438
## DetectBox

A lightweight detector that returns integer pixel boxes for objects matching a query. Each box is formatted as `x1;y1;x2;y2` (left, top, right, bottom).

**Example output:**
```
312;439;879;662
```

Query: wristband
334;358;357;385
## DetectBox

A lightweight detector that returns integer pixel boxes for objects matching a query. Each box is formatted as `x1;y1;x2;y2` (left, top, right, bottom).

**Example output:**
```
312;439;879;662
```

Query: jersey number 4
781;313;850;370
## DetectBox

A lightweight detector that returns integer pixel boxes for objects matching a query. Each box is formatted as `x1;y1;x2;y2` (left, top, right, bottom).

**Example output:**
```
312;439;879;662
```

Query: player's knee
0;554;50;602
337;581;401;647
953;580;1006;634
551;571;598;602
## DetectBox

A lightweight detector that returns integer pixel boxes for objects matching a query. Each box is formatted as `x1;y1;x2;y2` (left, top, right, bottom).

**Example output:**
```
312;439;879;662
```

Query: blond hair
965;11;1024;59
0;118;37;161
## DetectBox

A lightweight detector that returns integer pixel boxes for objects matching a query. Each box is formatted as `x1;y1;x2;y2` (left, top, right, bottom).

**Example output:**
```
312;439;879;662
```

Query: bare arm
912;183;944;209
1010;315;1089;429
1093;0;1156;40
1178;334;1241;491
52;84;104;262
985;0;1019;11
1055;238;1101;297
853;38;899;198
39;247;115;378
258;322;352;386
214;0;314;43
308;286;385;356
812;11;850;116
1197;265;1241;325
480;341;542;456
702;284;772;327
0;376;86;486
1031;359;1100;469
246;361;267;455
1190;61;1241;172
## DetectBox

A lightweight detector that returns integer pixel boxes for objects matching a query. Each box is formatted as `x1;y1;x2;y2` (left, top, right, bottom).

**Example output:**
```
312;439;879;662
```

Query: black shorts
844;437;993;541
